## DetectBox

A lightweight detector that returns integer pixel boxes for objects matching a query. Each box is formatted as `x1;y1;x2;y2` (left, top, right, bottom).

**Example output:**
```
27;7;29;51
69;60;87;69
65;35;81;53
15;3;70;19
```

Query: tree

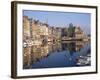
61;27;68;37
68;23;75;37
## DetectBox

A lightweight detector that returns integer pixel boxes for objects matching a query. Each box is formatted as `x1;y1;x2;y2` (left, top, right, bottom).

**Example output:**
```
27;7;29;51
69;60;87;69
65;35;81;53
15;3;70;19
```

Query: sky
23;10;91;34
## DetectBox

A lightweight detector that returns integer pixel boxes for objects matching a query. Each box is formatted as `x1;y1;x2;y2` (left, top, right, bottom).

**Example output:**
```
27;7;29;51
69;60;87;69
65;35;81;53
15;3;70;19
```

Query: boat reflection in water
23;41;91;69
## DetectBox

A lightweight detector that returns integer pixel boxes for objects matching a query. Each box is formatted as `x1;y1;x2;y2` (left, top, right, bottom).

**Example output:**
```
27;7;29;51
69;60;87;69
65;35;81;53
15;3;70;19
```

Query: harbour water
23;41;91;69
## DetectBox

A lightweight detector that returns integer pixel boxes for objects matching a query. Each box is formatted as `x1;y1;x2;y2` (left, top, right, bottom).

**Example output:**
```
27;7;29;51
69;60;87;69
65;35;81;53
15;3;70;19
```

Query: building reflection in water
23;41;90;69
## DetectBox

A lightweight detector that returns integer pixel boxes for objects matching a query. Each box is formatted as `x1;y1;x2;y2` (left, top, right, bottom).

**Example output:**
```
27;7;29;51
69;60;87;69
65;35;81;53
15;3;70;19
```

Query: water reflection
23;41;91;69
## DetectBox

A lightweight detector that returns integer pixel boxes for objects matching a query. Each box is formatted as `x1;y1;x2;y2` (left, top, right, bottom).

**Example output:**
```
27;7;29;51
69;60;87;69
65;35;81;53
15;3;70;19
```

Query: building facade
23;16;31;41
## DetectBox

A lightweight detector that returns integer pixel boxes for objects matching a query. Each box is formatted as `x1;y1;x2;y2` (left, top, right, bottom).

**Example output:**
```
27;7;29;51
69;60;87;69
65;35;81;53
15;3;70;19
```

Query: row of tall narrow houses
23;16;62;43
